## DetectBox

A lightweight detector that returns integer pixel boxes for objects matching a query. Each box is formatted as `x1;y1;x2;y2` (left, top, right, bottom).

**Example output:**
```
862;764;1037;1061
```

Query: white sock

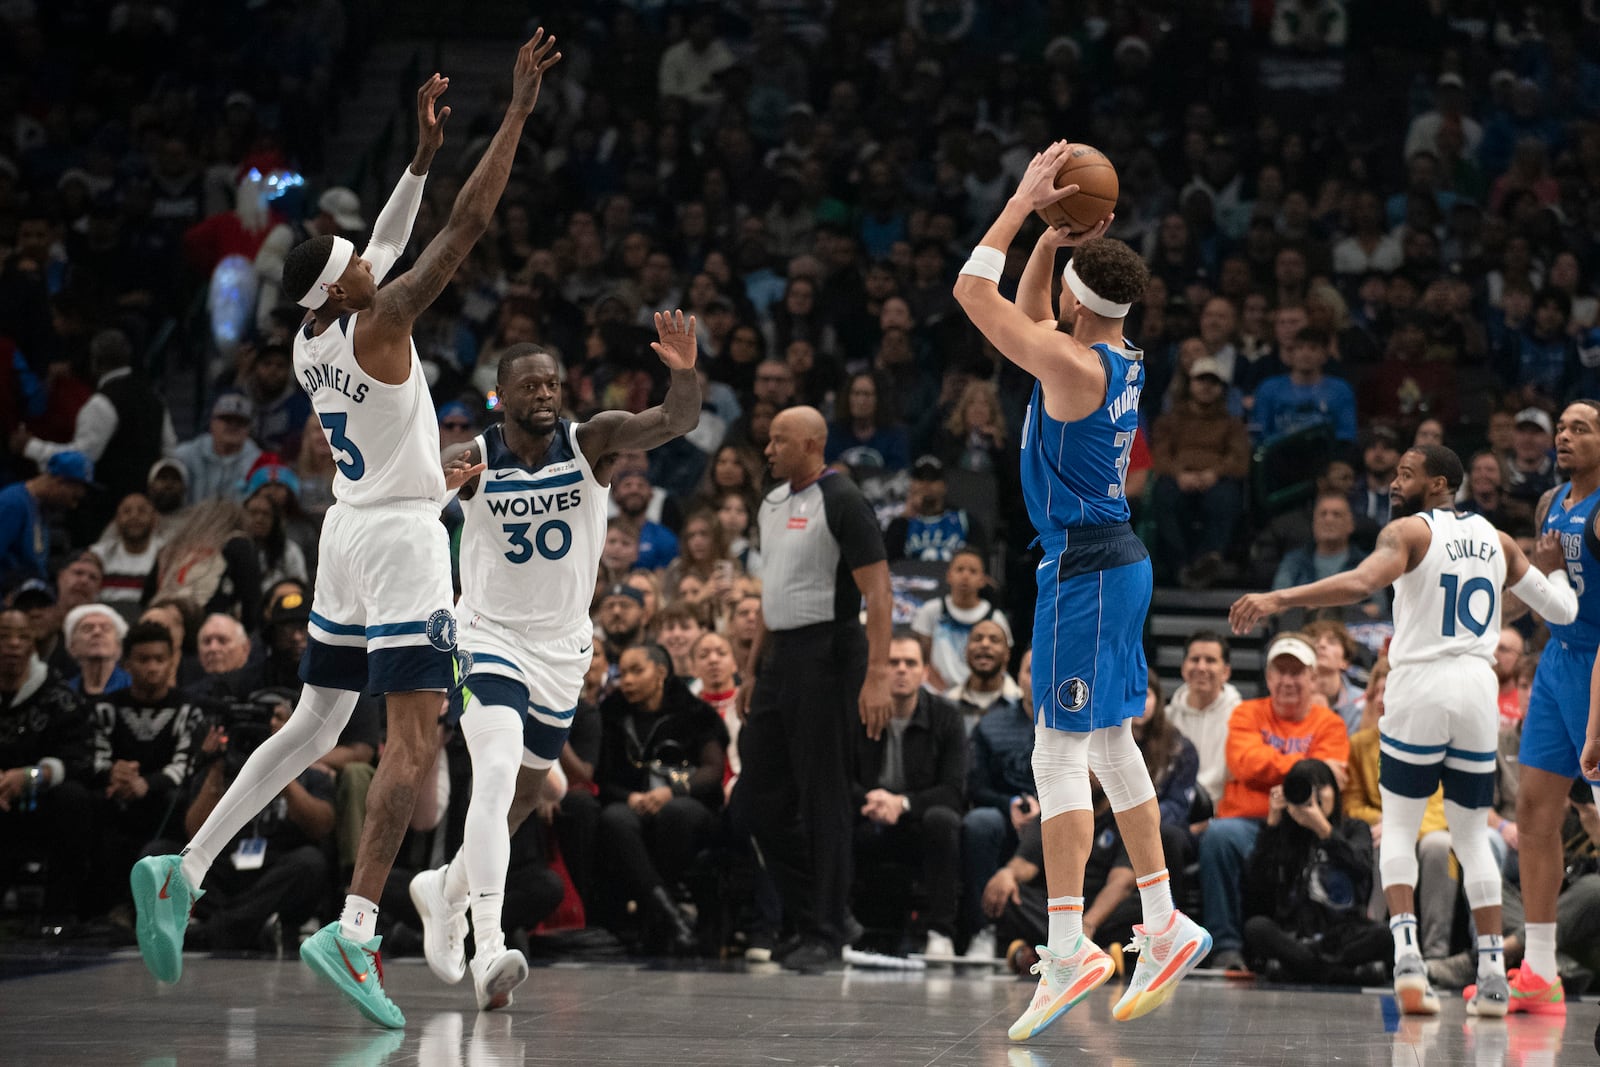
1476;933;1505;979
1136;868;1174;933
1390;913;1420;963
1047;895;1084;953
340;894;380;942
1523;922;1558;981
180;686;359;889
461;702;524;955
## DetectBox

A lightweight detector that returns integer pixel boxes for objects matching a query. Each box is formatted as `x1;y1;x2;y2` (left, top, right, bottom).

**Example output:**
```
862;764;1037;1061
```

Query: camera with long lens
1282;759;1325;807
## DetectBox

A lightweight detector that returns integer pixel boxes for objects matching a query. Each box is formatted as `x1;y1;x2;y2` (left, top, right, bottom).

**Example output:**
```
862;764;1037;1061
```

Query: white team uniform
454;420;608;766
1381;508;1506;796
294;313;457;694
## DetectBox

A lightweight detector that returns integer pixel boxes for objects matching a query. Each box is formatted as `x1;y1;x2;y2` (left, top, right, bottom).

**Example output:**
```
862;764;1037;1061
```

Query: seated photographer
594;644;728;954
0;607;95;922
851;635;965;958
1241;759;1387;984
962;646;1036;960
983;774;1142;976
182;689;335;951
88;621;209;913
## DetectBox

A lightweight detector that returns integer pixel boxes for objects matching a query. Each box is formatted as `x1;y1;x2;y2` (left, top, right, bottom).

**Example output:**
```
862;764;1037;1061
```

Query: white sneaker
1394;952;1441;1015
409;866;468;985
964;927;997;963
471;947;529;1012
1007;937;1115;1042
1112;910;1212;1021
924;930;956;963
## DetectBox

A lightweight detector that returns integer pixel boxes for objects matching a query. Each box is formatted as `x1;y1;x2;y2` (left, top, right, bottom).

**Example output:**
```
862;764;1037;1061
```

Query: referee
738;406;893;972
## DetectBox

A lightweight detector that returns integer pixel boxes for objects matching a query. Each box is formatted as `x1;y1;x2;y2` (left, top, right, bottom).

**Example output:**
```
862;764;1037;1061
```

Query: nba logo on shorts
426;609;458;652
1056;677;1090;713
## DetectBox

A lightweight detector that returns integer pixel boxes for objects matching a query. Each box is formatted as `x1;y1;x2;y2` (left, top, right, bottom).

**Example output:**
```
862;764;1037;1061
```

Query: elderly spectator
885;456;979;564
1150;356;1250;586
0;453;95;589
1272;493;1386;621
65;603;131;697
196;613;251;677
0;608;94;922
1251;327;1358;445
1198;634;1351;970
94;494;166;611
1166;631;1243;808
961;646;1035;959
944;618;1023;735
910;550;1011;693
173;395;262;505
851;635;965;959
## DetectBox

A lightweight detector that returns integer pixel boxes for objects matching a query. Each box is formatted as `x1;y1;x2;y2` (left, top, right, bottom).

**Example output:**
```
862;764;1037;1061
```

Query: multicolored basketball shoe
1112;911;1212;1021
300;922;406;1029
1007;937;1115;1041
130;854;203;983
1463;966;1566;1016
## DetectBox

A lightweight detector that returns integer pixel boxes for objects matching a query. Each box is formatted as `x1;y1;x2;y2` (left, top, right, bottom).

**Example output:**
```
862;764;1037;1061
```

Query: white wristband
958;245;1007;283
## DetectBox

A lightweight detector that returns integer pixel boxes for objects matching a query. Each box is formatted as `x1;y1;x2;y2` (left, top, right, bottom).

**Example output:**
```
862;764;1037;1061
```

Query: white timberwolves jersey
1388;509;1507;668
293;312;447;507
459;420;608;633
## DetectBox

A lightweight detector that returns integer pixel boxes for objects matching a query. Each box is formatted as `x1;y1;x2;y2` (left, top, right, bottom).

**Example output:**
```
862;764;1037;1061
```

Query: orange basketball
1037;143;1119;233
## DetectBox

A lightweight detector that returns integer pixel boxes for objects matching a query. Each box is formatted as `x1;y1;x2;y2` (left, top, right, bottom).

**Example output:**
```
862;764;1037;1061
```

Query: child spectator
910;550;1011;692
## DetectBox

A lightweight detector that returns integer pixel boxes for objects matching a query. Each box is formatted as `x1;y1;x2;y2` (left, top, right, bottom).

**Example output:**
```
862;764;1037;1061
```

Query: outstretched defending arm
363;76;450;284
358;31;561;382
1229;518;1424;633
576;311;701;478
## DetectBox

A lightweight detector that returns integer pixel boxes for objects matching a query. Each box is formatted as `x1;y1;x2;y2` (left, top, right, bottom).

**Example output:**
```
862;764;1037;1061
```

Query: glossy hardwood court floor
1;953;1592;1065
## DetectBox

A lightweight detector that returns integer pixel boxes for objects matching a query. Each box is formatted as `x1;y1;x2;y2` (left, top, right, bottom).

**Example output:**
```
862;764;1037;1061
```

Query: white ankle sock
1476;933;1505;979
1047;895;1084;953
1389;913;1420;963
340;894;380;942
471;891;506;959
1523;923;1557;981
1136;868;1174;933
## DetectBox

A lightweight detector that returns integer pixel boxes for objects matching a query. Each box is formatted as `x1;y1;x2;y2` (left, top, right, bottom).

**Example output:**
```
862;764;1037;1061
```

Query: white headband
1063;260;1131;319
296;236;355;310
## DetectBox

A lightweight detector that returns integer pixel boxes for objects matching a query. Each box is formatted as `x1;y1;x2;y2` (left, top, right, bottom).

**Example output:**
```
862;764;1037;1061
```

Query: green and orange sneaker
1464;966;1566;1016
130;854;202;983
301;922;406;1029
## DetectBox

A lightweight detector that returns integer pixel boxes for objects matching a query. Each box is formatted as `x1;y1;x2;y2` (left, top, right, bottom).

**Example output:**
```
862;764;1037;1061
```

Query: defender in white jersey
410;318;702;1011
1232;444;1576;1019
132;34;563;1031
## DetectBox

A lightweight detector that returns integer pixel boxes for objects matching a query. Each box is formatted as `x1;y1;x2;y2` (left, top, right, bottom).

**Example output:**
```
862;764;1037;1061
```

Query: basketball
1037;143;1119;233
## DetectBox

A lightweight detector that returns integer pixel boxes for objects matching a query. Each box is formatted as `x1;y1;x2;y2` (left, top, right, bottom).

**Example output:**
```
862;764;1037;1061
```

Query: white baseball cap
318;187;365;232
1266;635;1317;669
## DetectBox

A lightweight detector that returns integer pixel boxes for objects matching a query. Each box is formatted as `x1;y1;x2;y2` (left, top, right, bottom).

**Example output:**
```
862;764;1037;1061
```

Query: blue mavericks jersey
1020;341;1144;532
1542;482;1600;649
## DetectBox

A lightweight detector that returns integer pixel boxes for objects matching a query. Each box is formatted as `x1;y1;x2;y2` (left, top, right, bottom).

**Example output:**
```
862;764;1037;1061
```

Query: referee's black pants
739;621;865;949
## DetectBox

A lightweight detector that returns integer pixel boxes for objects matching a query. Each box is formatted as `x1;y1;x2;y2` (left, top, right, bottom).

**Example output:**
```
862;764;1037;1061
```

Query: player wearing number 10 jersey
132;34;563;1030
409;316;701;1012
1230;444;1577;1019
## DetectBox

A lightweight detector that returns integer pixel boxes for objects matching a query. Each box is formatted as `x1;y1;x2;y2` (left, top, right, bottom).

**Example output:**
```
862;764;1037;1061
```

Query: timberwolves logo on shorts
1056;677;1090;712
426;609;458;652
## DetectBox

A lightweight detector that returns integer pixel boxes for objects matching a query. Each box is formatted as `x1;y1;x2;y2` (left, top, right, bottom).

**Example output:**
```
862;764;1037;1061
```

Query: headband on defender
296;236;355;310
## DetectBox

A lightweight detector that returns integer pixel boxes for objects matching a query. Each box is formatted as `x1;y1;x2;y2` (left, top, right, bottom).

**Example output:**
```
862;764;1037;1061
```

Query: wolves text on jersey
486;488;583;518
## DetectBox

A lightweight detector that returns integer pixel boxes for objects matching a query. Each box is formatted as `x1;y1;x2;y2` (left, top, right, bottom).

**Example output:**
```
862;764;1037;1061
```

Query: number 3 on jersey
502;520;572;564
319;412;366;480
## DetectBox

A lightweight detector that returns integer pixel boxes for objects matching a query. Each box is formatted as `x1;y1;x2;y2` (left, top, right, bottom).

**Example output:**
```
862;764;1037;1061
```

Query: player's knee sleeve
462;702;523;812
1378;787;1431;890
1086;720;1157;813
1033;723;1091;817
1443;799;1502;909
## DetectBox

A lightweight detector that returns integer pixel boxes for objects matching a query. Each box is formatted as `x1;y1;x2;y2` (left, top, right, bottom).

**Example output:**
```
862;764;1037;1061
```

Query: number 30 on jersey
502;520;571;563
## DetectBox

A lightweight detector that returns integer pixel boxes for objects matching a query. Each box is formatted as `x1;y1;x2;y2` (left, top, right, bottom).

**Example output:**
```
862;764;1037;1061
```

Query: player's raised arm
361;74;451;285
360;31;561;378
440;439;486;500
1229;517;1425;633
575;310;702;474
1015;224;1080;325
953;141;1111;391
1502;530;1578;625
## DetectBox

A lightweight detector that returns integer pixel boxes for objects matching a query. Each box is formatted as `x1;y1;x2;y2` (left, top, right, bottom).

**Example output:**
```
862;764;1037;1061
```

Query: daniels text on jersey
300;363;369;404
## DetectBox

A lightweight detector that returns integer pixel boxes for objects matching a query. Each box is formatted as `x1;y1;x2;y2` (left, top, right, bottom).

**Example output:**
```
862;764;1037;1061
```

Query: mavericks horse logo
1057;677;1090;713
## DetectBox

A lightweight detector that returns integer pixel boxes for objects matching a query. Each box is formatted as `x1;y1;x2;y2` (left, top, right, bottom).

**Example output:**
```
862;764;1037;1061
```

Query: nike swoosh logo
159;869;173;900
495;470;519;478
579;645;592;655
337;942;369;983
1038;558;1055;571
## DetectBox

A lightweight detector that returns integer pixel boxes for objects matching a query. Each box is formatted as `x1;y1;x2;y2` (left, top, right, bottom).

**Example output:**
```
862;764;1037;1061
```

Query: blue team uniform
1022;341;1151;732
1524;483;1600;782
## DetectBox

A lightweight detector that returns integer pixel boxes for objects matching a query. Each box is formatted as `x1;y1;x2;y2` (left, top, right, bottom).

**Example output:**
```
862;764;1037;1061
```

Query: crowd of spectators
2;0;1600;980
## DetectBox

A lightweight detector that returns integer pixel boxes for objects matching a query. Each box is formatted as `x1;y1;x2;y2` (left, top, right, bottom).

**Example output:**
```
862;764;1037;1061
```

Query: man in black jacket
851;634;966;957
0;608;94;920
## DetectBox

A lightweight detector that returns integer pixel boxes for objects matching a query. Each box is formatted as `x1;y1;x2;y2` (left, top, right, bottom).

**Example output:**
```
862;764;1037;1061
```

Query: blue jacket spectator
1272;493;1387;618
1250;327;1358;445
0;453;95;588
